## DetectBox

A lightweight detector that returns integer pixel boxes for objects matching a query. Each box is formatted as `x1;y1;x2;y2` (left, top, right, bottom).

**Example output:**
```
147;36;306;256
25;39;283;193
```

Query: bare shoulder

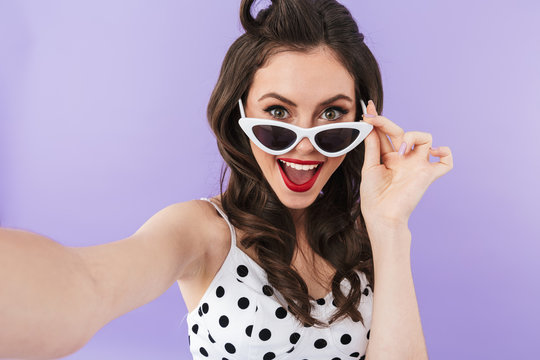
154;198;224;246
148;198;231;280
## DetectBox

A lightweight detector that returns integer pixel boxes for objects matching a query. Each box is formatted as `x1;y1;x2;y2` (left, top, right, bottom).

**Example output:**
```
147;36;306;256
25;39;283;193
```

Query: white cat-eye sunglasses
237;98;373;157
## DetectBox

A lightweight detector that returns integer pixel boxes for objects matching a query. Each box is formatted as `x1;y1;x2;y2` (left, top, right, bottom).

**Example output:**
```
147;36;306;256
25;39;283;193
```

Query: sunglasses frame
237;98;373;157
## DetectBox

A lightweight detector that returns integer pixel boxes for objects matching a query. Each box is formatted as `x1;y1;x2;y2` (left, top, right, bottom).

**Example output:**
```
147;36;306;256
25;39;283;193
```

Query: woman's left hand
359;100;453;227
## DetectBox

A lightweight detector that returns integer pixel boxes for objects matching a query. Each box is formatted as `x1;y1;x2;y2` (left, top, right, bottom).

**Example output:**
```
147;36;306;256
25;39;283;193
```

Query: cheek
325;155;346;174
250;141;274;172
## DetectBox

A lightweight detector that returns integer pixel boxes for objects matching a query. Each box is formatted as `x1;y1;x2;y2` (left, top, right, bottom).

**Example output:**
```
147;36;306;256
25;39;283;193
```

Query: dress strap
200;197;237;251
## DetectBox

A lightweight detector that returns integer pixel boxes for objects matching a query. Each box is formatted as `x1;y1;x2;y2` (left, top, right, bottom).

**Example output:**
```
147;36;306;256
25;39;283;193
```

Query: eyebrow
257;93;353;107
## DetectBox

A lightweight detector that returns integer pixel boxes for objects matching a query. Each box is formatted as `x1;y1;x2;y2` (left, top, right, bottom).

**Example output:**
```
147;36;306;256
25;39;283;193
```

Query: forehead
249;47;355;103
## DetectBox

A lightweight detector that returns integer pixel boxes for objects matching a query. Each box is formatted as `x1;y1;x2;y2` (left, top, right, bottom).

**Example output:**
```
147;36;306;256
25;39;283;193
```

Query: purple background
1;1;539;359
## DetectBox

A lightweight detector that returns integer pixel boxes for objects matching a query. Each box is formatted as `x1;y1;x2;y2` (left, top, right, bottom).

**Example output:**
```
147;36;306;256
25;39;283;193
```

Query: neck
289;207;309;249
289;207;306;228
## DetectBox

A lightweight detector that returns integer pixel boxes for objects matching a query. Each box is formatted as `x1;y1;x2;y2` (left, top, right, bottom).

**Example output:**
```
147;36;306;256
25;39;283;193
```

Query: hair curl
207;0;383;327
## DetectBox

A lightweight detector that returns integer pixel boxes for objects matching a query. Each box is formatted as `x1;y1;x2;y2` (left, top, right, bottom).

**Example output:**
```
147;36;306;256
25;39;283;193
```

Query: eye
264;105;290;120
321;107;348;121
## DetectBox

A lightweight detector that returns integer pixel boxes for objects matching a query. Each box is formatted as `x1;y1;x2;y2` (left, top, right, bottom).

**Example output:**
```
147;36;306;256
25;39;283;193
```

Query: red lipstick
277;158;324;192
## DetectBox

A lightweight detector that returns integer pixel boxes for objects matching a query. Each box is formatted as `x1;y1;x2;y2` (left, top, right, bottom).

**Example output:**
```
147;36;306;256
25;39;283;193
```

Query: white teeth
279;159;320;170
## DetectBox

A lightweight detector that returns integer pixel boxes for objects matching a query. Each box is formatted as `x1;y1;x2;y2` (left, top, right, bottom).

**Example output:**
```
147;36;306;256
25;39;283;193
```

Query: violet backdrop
1;0;539;359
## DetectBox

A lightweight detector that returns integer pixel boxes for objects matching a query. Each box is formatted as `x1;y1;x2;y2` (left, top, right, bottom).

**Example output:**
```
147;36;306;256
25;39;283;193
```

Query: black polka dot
188;335;190;345
259;328;272;341
219;315;229;327
208;332;215;343
290;332;301;344
198;307;203;317
363;287;369;296
314;338;327;349
263;352;276;360
367;329;370;339
199;347;208;357
238;297;250;309
225;343;236;354
255;305;258;312
237;278;243;283
360;355;366;360
304;322;312;328
316;298;326;305
332;299;337;307
332;358;341;360
286;346;294;353
202;303;209;314
237;264;249;277
275;306;287;319
216;286;225;298
340;334;352;345
262;285;274;296
246;325;253;337
350;352;360;357
191;324;199;334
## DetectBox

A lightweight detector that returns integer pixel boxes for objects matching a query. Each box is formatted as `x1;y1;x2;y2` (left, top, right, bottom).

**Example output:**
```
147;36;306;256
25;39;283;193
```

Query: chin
275;190;320;210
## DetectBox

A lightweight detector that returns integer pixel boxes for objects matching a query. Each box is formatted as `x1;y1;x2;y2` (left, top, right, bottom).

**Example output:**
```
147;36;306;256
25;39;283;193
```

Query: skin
244;46;356;227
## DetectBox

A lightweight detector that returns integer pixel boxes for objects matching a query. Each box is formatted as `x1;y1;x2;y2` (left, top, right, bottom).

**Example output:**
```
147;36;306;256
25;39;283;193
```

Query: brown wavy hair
207;0;383;327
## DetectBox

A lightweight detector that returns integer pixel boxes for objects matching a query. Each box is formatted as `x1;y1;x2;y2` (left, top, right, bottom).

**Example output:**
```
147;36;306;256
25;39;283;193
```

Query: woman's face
244;46;357;211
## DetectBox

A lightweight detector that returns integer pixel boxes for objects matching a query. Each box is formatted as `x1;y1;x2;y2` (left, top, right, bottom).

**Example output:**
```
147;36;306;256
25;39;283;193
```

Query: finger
400;131;433;155
362;100;394;156
366;115;405;153
429;146;453;180
362;124;381;170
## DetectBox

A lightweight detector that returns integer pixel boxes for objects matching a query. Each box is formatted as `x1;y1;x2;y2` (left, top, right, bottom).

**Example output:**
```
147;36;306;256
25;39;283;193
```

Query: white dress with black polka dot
186;198;373;360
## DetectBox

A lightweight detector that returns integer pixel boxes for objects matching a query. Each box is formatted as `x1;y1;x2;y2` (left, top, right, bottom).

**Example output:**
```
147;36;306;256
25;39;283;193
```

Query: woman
0;0;452;359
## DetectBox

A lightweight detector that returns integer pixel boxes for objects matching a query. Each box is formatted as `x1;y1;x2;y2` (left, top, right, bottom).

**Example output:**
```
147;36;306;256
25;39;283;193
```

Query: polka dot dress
186;198;373;360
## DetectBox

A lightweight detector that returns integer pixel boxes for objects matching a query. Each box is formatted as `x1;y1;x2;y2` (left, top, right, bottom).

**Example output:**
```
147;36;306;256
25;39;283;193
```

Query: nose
290;113;317;155
294;136;316;155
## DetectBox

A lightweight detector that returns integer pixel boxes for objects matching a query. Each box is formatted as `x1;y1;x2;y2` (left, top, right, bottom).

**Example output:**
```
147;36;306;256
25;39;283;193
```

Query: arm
0;200;209;359
364;220;428;360
358;99;452;359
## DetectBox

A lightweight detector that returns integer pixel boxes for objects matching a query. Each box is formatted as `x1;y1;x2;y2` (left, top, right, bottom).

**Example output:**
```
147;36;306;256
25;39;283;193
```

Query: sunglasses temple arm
360;99;367;116
238;99;246;118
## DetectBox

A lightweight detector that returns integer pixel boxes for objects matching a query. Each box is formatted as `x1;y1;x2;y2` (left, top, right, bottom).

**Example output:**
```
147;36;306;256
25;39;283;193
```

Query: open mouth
277;158;324;192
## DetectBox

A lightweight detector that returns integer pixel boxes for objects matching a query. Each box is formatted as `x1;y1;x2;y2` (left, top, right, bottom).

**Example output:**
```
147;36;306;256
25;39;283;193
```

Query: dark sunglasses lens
315;128;360;153
253;125;297;151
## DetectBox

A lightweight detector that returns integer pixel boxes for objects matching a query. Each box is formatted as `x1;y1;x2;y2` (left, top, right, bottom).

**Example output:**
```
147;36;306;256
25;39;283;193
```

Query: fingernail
368;99;375;107
398;142;407;155
363;113;376;118
430;146;440;151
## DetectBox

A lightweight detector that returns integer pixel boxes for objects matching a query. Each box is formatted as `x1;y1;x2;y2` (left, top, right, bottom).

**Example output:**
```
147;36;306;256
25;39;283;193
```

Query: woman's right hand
359;100;453;228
